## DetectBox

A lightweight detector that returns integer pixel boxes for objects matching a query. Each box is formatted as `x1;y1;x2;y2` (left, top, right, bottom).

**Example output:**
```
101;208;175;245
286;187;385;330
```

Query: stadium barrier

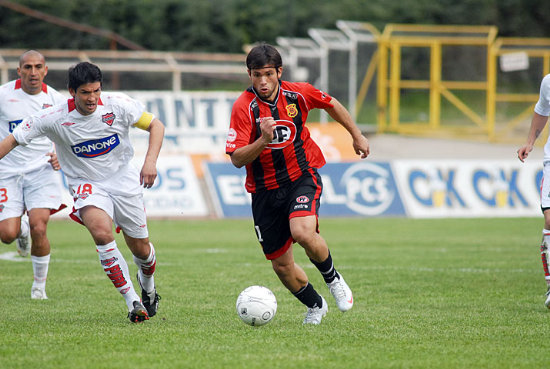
52;155;541;220
3;25;550;143
34;90;540;220
204;160;541;219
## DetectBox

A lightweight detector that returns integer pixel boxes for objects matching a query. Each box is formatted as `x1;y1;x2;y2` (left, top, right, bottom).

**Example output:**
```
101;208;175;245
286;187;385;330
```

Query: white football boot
16;216;31;257
31;287;48;300
327;274;354;312
303;296;328;325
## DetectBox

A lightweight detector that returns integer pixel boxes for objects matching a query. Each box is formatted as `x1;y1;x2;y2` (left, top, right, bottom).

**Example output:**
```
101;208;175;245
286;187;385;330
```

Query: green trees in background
0;0;549;52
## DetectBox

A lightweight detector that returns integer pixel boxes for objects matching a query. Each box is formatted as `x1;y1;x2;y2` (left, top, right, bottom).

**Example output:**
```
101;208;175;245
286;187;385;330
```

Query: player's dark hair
68;62;102;91
246;43;282;70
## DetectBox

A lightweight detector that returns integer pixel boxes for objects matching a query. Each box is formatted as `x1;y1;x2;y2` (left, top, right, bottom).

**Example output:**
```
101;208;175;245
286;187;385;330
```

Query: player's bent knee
0;233;17;244
90;230;115;246
271;261;293;277
126;237;151;258
292;231;316;247
0;226;19;243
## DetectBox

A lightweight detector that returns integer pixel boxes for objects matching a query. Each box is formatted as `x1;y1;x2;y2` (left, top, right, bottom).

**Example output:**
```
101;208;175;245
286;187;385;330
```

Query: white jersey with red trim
12;92;146;183
534;74;550;161
0;79;66;178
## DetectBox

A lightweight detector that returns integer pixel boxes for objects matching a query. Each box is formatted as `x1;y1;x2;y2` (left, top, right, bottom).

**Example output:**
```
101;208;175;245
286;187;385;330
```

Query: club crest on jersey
42;103;52;109
102;112;116;126
267;119;297;149
72;134;120;158
286;104;298;118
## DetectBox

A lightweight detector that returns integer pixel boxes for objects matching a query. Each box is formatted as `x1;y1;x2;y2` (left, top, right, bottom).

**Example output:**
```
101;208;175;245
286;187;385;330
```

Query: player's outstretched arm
140;118;165;188
324;97;370;159
0;134;19;160
518;112;548;162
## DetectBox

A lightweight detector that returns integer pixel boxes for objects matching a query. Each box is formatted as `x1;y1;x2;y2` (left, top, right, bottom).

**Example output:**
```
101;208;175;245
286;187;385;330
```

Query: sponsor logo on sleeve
71;134;120;158
226;128;237;149
227;128;237;142
22;120;32;131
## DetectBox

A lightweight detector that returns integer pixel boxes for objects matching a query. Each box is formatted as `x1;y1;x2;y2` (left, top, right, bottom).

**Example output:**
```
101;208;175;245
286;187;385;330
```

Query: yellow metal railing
488;37;550;141
376;24;498;136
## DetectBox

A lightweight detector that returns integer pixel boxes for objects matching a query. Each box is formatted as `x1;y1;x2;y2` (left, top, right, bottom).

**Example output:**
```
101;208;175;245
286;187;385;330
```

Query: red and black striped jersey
226;80;333;193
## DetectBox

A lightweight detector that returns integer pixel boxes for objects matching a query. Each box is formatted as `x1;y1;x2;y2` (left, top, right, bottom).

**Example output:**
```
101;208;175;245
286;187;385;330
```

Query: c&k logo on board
408;168;466;208
472;168;527;208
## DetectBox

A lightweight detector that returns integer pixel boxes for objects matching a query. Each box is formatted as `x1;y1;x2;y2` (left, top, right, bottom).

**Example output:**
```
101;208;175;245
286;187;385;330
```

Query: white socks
96;241;140;311
133;243;157;294
31;254;49;290
542;229;550;287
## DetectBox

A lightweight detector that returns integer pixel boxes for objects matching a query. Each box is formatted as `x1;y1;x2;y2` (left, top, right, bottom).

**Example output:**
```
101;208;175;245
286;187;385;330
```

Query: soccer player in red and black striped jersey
226;43;369;325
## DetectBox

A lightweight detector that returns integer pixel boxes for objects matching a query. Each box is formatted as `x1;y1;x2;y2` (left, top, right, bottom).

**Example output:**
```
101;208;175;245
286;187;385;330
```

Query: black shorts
251;168;322;260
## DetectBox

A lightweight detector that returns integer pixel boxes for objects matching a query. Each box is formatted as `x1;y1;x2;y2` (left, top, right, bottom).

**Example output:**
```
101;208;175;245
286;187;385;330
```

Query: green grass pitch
1;217;550;369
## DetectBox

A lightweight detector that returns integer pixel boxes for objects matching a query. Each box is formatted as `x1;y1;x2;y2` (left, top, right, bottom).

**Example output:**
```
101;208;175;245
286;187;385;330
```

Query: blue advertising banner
204;161;406;218
204;162;251;218
53;155;209;219
393;160;541;218
319;162;406;216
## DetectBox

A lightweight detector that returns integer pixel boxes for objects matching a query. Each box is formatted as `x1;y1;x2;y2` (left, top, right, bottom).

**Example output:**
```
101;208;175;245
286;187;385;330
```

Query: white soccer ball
236;285;277;326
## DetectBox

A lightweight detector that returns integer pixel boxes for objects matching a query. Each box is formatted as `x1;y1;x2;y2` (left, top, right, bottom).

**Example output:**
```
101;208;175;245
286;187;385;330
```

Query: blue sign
204;161;406;218
204;162;251;218
319;162;405;216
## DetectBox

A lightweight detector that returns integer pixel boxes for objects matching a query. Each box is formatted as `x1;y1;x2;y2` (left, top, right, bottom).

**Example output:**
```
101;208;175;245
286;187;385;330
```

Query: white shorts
68;165;149;239
542;162;550;211
0;166;65;221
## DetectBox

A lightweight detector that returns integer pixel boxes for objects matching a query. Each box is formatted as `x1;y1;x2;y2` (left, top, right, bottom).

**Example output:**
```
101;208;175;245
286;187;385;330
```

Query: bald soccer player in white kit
0;61;165;323
0;50;67;299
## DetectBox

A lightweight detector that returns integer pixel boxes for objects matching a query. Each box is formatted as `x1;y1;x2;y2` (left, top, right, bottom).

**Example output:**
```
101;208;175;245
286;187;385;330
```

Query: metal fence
3;21;550;143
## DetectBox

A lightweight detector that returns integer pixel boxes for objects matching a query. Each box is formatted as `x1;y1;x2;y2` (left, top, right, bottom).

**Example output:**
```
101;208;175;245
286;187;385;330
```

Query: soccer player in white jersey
0;50;67;300
0;62;165;323
518;73;550;308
